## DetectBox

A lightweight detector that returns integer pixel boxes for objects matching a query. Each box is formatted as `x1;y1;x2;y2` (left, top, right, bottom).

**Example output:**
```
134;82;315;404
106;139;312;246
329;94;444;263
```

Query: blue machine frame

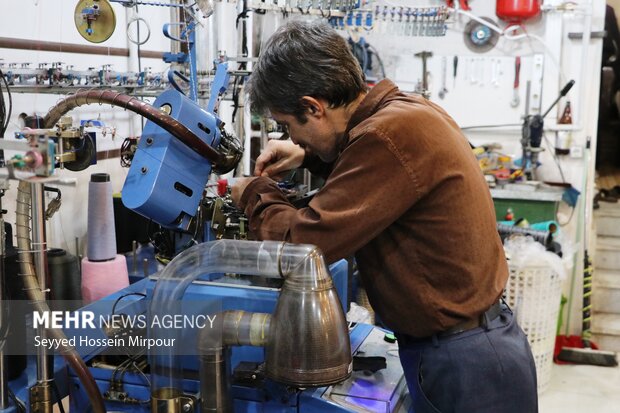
2;258;408;413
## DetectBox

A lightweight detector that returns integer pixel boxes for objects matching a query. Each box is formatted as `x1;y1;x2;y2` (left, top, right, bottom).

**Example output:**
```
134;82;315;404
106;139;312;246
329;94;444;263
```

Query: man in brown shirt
232;20;537;412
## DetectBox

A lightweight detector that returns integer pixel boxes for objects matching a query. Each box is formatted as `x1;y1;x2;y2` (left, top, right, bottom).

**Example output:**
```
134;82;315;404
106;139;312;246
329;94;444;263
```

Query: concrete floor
539;362;620;412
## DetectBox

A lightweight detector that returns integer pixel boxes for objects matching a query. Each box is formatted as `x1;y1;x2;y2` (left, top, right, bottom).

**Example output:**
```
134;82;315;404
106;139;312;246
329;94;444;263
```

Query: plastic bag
504;235;567;280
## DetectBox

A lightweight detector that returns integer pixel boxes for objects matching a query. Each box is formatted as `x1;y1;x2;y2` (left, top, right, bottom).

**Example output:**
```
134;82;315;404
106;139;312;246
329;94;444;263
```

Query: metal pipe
30;183;51;391
132;240;138;274
0;210;8;409
198;311;270;413
0;37;162;59
42;90;228;168
0;354;7;410
15;182;106;413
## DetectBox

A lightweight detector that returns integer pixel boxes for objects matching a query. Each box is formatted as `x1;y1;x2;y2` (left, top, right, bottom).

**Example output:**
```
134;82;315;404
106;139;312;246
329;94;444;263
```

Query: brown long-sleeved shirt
239;79;508;337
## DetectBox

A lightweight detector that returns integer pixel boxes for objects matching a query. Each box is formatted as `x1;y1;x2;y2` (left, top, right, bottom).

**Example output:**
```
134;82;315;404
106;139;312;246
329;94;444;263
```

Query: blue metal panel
121;89;221;230
329;259;348;314
207;62;231;115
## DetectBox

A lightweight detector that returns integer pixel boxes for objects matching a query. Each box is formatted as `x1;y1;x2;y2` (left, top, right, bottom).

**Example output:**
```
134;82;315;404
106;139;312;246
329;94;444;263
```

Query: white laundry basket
503;263;563;394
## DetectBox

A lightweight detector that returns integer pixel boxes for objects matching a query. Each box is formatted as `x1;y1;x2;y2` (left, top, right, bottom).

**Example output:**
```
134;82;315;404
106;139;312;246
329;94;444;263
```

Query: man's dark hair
246;20;366;122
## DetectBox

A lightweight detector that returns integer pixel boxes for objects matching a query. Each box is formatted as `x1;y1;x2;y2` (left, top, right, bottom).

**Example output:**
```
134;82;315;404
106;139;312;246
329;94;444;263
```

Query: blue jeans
396;306;538;413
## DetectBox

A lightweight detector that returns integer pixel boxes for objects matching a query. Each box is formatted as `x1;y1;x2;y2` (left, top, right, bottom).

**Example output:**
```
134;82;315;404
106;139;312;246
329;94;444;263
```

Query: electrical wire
368;44;386;80
135;3;145;132
8;387;26;413
0;69;12;167
558;205;576;227
542;131;567;184
111;292;147;315
120;137;138;167
460;123;522;131
232;0;256;122
540;131;577;227
52;380;67;413
0;69;12;137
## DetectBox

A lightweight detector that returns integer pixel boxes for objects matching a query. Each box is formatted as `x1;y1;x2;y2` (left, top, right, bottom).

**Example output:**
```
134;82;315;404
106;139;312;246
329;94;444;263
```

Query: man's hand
231;177;259;208
255;140;305;179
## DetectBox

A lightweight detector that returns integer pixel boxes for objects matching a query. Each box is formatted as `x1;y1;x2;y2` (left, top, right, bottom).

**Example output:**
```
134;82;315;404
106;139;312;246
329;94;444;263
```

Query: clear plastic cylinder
149;240;326;398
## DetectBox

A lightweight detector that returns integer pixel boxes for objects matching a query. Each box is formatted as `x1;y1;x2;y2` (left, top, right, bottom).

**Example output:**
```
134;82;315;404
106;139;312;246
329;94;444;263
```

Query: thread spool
81;255;129;303
2;222;27;380
82;173;130;303
48;248;81;305
87;173;117;261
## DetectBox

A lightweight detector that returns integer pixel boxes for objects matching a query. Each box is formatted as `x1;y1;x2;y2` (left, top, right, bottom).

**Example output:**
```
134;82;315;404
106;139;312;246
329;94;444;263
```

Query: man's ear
300;96;325;118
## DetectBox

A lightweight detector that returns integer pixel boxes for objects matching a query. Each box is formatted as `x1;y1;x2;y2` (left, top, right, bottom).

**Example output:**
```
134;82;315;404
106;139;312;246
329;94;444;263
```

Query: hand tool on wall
439;56;448;99
511;56;521;107
414;51;433;99
452;55;458;89
469;57;478;84
491;58;500;87
446;0;471;11
478;58;485;87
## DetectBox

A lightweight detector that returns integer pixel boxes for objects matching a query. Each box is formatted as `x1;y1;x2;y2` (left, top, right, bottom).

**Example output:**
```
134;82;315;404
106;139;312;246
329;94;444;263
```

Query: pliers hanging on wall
446;0;471;11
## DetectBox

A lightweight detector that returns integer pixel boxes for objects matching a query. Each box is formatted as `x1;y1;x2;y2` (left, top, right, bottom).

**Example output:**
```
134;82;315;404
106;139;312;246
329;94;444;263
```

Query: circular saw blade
463;17;499;53
74;0;116;43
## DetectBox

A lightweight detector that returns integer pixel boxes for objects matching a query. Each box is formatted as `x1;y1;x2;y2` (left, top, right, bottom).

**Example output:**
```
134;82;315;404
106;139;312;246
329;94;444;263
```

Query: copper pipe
0;37;162;59
43;90;226;165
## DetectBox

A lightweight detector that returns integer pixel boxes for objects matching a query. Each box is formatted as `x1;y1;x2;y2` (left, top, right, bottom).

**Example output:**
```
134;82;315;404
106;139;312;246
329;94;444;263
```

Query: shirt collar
344;79;399;136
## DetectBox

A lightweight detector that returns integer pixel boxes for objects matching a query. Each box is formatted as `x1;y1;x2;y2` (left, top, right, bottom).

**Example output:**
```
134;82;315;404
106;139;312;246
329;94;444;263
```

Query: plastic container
504;263;562;393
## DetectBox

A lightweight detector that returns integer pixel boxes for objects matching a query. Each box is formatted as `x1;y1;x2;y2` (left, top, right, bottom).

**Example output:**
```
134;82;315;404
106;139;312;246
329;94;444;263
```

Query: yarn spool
87;173;117;261
2;222;27;379
81;255;129;303
48;248;81;306
81;173;129;303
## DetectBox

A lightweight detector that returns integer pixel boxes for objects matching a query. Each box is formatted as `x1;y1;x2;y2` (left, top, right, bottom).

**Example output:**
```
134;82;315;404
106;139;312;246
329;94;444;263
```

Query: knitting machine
0;1;409;408
1;63;409;413
60;241;411;413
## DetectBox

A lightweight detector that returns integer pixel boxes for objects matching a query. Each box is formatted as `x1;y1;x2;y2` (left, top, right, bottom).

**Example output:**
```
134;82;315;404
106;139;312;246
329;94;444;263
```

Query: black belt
439;300;503;337
396;301;504;344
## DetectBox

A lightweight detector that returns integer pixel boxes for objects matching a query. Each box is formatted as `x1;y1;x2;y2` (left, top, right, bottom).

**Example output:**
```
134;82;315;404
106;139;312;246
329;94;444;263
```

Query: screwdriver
453;55;458;89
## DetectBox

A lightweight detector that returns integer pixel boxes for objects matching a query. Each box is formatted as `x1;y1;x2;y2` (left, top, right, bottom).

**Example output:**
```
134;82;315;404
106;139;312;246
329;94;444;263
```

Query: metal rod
132;240;138;274
0;36;163;59
0;206;9;409
0;353;7;409
30;183;51;385
75;236;81;273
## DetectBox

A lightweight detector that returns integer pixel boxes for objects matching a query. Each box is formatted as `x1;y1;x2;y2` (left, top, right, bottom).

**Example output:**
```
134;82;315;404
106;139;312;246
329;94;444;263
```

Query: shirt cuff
238;176;280;212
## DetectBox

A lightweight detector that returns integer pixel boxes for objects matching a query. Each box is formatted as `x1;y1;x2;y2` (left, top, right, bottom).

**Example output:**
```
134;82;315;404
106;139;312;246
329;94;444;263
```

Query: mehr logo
33;311;96;329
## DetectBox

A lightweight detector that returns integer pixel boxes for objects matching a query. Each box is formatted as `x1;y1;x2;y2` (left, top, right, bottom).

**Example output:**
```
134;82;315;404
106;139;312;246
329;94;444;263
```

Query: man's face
270;110;341;163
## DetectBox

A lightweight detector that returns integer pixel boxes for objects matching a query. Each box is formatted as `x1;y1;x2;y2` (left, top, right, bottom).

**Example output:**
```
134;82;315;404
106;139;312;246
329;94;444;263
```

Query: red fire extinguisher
496;0;541;22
